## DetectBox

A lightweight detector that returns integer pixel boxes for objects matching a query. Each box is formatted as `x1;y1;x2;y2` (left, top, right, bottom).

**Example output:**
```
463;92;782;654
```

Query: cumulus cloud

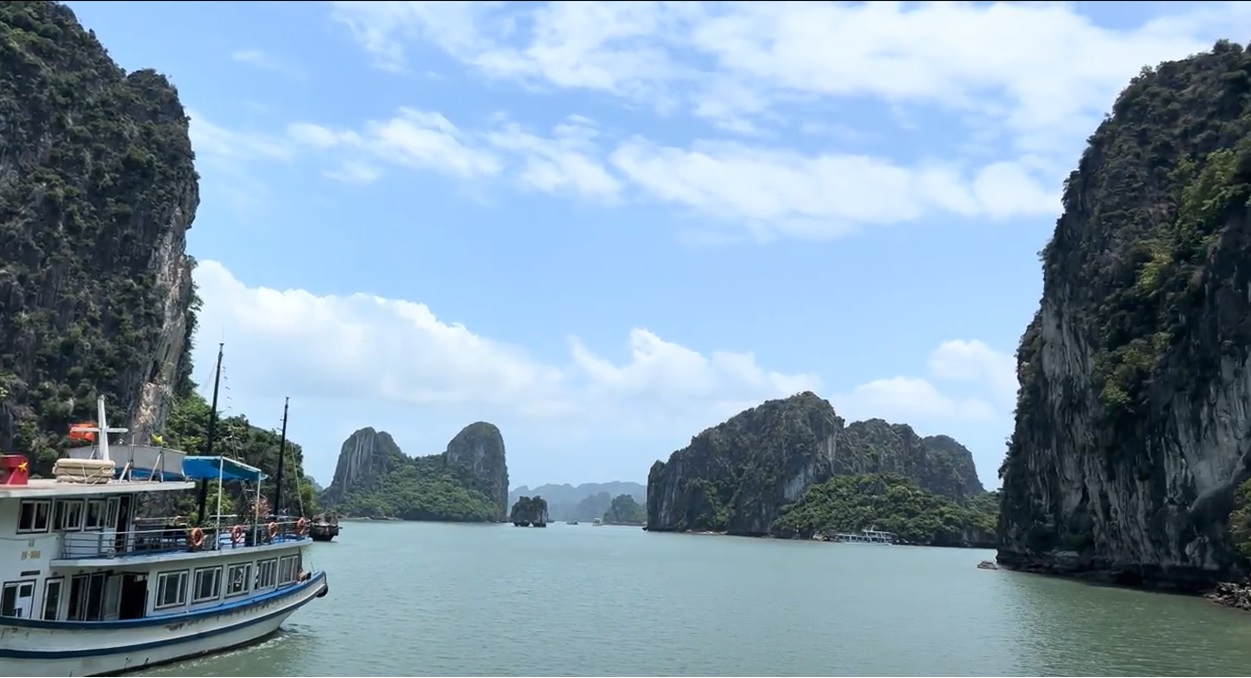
831;341;1018;425
193;260;822;427
193;260;1011;437
318;1;1251;240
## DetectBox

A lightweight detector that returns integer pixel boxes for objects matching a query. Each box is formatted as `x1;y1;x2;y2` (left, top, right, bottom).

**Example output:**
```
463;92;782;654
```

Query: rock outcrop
998;40;1251;590
508;481;646;522
646;391;986;535
510;496;549;527
603;494;646;526
841;421;985;502
445;422;509;522
321;427;408;505
0;1;199;472
321;422;510;523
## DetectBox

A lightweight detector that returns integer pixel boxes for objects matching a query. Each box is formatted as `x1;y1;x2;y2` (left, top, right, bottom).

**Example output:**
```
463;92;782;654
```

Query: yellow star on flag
17;461;27;473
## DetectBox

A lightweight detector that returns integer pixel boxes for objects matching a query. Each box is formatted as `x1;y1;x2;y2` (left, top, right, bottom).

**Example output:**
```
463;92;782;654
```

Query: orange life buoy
188;527;204;549
296;517;309;536
230;524;244;545
267;521;279;539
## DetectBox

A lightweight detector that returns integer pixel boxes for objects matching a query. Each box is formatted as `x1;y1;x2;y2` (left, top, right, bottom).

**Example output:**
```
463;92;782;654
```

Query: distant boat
309;514;341;542
565;520;578;526
828;527;896;545
592;518;602;526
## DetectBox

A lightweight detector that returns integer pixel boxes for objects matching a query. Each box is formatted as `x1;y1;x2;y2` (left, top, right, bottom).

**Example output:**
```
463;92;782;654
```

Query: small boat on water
565;520;578;526
309;513;341;542
828;527;896;545
0;348;329;676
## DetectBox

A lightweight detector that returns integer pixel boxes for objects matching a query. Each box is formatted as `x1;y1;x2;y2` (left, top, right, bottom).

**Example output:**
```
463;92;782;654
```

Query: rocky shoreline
1206;581;1251;611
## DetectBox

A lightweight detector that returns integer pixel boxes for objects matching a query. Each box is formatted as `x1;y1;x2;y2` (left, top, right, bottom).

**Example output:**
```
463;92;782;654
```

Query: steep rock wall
0;2;200;471
646;392;985;536
444;421;509;522
998;41;1251;590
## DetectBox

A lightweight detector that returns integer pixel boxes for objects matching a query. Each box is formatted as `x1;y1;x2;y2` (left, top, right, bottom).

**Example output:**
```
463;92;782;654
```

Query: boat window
42;578;63;620
1;580;35;618
67;573;106;621
277;555;299;584
54;499;84;531
17;500;50;533
192;566;223;603
84;499;107;530
155;571;189;610
256;559;278;589
225;563;252;598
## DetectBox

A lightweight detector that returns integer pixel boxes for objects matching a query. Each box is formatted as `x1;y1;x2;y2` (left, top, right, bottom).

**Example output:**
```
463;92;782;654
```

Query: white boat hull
0;571;328;677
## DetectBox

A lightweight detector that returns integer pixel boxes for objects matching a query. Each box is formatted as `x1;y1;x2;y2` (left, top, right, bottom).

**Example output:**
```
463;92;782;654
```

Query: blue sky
65;1;1251;490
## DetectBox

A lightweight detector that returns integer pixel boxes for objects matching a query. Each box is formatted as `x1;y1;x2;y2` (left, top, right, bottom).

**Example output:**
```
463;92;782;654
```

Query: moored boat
0;353;329;676
309;513;341;542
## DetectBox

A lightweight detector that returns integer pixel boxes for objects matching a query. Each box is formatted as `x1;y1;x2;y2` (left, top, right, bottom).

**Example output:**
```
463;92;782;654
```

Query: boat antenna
196;342;225;524
273;397;289;520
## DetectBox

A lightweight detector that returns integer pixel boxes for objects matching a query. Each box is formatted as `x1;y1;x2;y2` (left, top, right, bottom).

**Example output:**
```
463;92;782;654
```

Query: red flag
0;455;29;485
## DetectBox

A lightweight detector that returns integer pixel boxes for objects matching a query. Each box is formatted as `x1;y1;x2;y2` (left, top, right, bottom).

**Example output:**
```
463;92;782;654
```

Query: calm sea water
137;521;1251;676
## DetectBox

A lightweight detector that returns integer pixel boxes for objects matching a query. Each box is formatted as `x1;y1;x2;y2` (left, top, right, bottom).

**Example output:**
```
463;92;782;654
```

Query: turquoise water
139;521;1251;676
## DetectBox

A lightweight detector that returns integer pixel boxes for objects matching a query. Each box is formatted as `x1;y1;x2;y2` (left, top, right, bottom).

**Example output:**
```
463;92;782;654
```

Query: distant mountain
509;482;645;522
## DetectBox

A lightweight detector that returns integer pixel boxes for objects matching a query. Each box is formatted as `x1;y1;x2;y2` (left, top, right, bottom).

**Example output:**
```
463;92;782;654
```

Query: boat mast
196;343;225;524
273;397;288;519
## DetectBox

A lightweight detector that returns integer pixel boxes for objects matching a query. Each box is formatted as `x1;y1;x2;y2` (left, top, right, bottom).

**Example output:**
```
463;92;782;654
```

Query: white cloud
231;48;305;80
193;260;820;427
322;1;1251;239
832;340;1018;425
927;339;1019;407
194;259;1013;439
487;118;623;201
329;2;1250;149
187;108;293;170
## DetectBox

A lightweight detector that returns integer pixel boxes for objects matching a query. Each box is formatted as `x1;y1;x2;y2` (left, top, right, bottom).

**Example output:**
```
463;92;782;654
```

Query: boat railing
58;518;310;560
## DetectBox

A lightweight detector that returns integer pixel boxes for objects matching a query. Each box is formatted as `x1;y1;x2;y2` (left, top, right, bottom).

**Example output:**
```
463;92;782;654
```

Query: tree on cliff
603;494;646;525
999;39;1251;586
0;2;201;472
322;425;507;523
646;392;987;536
772;474;998;547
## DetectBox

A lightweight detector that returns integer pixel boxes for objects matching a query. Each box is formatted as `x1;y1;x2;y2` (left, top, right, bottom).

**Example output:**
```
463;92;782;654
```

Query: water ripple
139;524;1251;677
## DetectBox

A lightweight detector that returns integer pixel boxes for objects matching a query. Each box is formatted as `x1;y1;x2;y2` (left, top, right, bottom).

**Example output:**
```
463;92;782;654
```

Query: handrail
59;518;309;560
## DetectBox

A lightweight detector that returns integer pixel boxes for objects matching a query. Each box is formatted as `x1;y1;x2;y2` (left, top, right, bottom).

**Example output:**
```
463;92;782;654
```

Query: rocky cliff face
0;2;199;471
646;391;985;536
322;427;408;505
841;421;985;501
445;422;509;522
998;40;1251;590
321;421;510;522
510;495;549;527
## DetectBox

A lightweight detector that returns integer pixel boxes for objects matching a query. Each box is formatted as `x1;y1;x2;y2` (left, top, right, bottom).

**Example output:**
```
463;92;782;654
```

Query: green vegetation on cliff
325;427;502;522
334;456;498;522
999;40;1251;583
647;392;986;535
772;474;999;547
603;494;646;525
0;2;201;472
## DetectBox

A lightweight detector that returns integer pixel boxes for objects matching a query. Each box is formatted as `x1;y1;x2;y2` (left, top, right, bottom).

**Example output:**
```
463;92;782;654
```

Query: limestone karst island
5;0;1251;675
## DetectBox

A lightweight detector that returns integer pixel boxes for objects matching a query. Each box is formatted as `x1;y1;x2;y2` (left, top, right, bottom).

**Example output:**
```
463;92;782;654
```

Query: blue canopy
182;456;267;483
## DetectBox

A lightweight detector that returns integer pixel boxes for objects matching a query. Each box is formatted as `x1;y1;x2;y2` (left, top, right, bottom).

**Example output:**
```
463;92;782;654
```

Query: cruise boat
0;395;330;677
829;527;897;545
